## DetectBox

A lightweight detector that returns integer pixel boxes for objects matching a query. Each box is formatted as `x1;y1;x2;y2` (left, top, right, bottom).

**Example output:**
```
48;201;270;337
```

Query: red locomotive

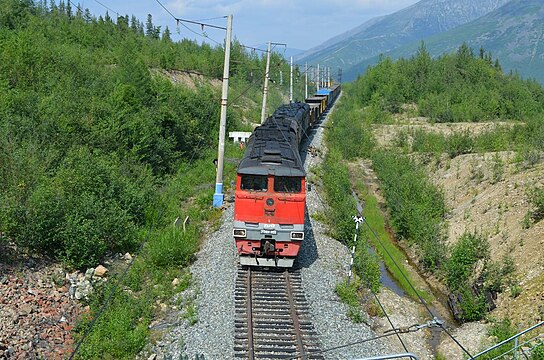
233;85;340;267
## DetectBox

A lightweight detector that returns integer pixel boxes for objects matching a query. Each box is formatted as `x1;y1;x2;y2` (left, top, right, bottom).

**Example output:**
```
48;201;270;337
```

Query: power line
68;99;220;359
93;0;120;16
155;0;226;30
362;219;474;359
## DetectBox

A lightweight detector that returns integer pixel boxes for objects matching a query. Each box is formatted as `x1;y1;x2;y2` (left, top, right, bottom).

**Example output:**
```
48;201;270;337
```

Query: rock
84;268;95;280
59;316;67;323
148;354;157;360
122;252;133;261
94;265;108;278
171;278;180;287
19;304;33;316
75;279;92;300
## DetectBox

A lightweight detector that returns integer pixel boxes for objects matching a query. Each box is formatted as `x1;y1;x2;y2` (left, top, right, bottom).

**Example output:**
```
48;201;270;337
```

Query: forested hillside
0;0;295;269
323;43;544;343
0;1;303;357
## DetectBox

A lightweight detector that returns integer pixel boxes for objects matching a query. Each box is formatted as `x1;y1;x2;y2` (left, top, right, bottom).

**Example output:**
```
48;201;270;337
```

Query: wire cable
68;99;220;360
93;0;120;16
362;219;474;359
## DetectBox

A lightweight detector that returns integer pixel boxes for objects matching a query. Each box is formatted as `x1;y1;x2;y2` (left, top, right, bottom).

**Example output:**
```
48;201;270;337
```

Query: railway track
234;267;324;360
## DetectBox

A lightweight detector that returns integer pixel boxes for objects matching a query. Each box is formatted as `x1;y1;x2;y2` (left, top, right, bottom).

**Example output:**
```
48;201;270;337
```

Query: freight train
233;84;341;267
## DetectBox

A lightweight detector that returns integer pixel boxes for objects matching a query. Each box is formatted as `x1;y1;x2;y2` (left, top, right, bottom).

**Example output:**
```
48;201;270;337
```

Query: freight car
233;86;340;267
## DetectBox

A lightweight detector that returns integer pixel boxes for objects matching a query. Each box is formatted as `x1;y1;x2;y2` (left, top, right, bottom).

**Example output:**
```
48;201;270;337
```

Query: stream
351;190;456;356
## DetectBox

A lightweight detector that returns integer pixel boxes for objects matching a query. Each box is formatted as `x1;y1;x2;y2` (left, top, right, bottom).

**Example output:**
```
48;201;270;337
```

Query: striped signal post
348;215;365;285
213;14;233;208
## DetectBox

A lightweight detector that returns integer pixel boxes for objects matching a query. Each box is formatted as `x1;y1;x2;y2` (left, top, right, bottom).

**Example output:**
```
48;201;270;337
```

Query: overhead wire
93;0;120;16
362;217;474;358
68;92;221;360
354;200;409;353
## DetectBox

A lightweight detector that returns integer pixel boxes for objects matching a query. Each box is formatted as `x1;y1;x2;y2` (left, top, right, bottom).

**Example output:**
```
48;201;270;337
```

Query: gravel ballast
150;97;393;359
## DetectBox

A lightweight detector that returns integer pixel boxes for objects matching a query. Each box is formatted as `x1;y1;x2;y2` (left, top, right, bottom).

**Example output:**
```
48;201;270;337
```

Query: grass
335;278;366;323
73;143;241;359
352;175;434;303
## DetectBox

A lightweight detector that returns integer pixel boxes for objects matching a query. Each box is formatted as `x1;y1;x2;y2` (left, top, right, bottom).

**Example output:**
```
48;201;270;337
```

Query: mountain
295;0;509;70
344;0;544;83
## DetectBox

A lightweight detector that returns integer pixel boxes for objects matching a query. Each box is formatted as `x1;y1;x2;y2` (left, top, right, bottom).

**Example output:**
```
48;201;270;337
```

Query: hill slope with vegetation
0;1;303;358
322;42;544;356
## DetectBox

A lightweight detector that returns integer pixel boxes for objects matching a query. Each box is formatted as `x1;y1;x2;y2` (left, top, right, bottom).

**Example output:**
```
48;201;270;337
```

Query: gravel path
150;97;393;359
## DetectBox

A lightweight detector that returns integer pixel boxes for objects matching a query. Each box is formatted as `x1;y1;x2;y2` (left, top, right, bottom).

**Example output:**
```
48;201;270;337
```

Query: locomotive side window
274;176;302;193
241;175;268;191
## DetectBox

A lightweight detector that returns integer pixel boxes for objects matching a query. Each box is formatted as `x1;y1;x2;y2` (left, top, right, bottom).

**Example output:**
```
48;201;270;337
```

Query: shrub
527;187;544;223
354;237;381;294
321;149;357;242
371;151;447;271
445;232;489;292
7;147;153;268
458;286;487;322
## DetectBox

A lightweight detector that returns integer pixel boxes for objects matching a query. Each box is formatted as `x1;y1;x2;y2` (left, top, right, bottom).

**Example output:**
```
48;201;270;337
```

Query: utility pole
289;56;293;103
316;63;320;91
260;41;272;124
327;67;330;87
213;14;233;208
260;41;286;124
304;63;308;99
280;70;283;85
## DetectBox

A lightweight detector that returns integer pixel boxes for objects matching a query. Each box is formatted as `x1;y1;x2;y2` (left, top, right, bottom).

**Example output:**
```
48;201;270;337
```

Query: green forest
324;42;544;323
0;0;300;268
0;2;306;356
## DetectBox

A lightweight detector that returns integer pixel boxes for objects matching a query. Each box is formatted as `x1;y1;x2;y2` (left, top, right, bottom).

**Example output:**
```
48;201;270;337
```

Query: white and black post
348;215;365;285
304;63;308;99
289;56;293;103
213;14;233;208
260;41;272;124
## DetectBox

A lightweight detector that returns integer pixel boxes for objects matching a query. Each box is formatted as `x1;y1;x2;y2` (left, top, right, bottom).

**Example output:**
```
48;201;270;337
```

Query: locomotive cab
234;172;306;267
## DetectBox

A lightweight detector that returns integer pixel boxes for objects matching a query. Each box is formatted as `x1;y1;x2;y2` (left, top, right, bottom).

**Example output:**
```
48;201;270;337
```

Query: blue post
213;183;224;207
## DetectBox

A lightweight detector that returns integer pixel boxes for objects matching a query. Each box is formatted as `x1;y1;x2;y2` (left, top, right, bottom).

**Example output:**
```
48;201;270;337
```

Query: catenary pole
316;63;320;91
290;56;293;103
260;41;272;124
305;63;308;99
213;14;233;208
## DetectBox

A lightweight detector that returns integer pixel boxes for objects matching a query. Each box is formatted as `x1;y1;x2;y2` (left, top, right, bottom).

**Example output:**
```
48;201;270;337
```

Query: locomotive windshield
241;175;268;191
274;176;302;193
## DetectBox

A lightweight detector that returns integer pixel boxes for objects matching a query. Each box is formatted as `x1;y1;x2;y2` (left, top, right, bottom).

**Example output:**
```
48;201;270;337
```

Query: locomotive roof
237;103;307;177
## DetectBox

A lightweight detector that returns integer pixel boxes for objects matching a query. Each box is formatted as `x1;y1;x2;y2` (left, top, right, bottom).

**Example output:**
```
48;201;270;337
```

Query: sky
78;0;420;50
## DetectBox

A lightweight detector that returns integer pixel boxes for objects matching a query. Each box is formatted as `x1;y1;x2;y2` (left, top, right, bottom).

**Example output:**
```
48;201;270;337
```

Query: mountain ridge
343;0;544;83
296;0;510;74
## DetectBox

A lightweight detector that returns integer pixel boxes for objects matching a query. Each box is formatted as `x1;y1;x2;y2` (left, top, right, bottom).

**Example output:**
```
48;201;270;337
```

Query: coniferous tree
162;26;172;42
130;14;138;32
145;13;153;37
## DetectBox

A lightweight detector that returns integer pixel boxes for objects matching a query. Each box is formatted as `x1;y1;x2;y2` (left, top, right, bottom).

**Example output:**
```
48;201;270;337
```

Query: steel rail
285;270;307;360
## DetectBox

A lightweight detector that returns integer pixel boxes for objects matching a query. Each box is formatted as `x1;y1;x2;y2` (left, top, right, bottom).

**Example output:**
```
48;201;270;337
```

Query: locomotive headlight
290;232;304;240
233;229;246;238
266;198;274;206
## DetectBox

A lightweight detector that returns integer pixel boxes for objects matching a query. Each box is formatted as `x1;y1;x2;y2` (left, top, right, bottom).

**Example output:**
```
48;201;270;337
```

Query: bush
354;237;381;294
7;147;153;268
445;232;489;292
458;286;487;322
527;187;544;223
371;151;447;271
321;149;357;242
